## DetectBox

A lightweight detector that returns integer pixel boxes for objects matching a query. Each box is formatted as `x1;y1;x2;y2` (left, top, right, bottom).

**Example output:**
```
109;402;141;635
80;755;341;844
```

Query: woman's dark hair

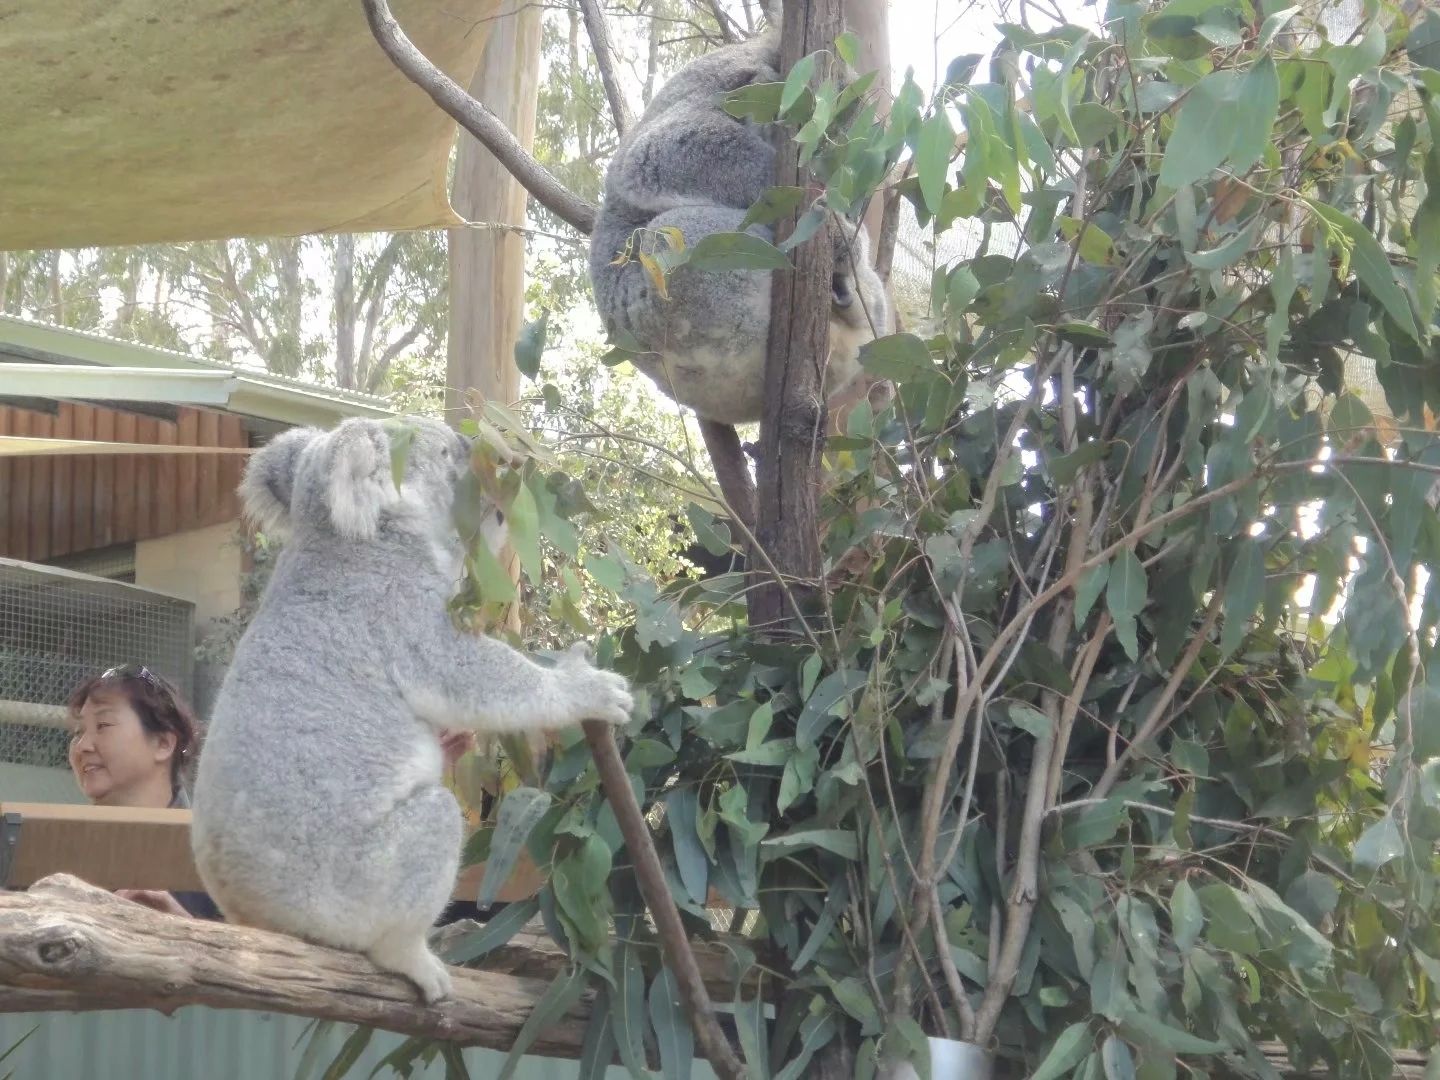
67;665;201;795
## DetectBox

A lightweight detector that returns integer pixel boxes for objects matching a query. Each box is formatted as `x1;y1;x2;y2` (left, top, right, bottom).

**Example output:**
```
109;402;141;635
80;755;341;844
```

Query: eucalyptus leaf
513;310;549;380
667;787;710;905
1171;879;1203;954
649;967;694;1080
1031;1023;1094;1080
685;232;791;272
477;787;552;909
496;968;588;1080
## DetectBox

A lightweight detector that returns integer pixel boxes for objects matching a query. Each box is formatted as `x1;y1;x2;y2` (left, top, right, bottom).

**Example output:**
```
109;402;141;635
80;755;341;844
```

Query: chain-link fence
0;559;194;769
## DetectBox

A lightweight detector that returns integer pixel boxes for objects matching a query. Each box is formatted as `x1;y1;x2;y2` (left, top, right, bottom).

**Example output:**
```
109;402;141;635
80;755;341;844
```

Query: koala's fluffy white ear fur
240;427;322;536
323;419;402;541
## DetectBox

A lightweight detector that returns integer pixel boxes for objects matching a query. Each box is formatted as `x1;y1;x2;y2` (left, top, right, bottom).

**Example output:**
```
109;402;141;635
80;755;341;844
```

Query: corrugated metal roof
0;315;394;428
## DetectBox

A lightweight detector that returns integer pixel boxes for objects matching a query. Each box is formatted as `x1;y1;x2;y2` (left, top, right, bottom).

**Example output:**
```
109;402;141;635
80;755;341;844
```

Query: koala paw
368;937;453;1006
558;644;635;727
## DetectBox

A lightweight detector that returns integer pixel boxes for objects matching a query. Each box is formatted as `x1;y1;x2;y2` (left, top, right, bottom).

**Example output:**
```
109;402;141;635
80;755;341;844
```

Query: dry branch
360;0;597;235
0;875;757;1056
577;0;635;135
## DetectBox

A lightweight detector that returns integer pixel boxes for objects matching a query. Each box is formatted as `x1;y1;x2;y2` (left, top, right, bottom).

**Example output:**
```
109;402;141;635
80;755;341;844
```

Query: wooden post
445;1;542;425
445;1;542;643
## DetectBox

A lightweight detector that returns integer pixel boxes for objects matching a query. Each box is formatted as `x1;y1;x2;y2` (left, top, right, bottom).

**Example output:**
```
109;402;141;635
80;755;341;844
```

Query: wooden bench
0;801;543;901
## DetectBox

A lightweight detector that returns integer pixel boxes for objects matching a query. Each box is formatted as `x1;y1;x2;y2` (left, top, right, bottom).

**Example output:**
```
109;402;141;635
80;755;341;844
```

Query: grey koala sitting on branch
589;32;892;427
191;417;633;1004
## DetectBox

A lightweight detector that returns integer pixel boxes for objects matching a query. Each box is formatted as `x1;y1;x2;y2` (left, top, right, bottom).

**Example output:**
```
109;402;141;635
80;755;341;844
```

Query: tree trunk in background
446;1;542;650
445;0;543;424
334;234;357;390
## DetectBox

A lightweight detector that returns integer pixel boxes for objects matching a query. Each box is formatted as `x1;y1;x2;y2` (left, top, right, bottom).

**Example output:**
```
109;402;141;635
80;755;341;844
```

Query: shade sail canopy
0;0;498;251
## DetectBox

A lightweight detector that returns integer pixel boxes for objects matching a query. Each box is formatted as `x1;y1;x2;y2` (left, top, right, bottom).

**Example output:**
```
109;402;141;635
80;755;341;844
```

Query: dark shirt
168;787;224;921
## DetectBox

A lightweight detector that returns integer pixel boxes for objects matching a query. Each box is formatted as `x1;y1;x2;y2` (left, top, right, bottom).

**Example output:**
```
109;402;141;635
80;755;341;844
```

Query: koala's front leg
401;626;633;735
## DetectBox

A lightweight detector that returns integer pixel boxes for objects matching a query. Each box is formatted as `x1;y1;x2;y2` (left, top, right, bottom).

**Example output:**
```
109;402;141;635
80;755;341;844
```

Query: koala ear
322;419;401;541
239;427;322;536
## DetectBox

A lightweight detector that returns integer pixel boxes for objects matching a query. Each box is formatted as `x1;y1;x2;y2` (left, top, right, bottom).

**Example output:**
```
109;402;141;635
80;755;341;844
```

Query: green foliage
439;4;1440;1077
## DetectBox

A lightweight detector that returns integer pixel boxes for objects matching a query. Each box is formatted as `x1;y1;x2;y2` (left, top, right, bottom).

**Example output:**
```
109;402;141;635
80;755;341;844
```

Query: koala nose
832;275;854;308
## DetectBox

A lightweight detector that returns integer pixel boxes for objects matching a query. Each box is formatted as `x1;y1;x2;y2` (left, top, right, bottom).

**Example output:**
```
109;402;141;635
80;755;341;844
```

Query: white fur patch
326;426;399;540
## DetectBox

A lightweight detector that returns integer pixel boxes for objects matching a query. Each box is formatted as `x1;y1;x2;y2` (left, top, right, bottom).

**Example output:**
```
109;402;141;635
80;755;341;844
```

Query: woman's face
68;692;175;806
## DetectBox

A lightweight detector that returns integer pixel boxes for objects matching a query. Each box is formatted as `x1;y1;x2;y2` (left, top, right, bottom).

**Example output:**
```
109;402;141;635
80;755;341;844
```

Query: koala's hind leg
368;930;453;1005
350;784;464;1004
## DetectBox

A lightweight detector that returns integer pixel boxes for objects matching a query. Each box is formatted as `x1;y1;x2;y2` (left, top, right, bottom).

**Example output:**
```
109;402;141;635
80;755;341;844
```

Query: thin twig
1092;590;1224;800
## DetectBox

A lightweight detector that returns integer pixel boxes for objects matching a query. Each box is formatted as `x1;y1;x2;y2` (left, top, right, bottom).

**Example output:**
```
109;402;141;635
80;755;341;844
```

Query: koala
191;416;633;1005
589;32;892;426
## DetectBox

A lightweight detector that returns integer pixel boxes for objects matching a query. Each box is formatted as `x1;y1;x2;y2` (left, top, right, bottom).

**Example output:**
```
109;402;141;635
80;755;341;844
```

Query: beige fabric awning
0;0;499;251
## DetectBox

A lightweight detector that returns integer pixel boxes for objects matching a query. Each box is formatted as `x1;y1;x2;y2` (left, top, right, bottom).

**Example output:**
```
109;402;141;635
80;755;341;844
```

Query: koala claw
557;646;634;726
587;668;635;726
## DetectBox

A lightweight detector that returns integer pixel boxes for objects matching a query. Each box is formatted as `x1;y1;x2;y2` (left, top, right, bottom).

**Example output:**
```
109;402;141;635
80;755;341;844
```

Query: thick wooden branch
0;874;759;1056
360;0;597;235
577;0;635;135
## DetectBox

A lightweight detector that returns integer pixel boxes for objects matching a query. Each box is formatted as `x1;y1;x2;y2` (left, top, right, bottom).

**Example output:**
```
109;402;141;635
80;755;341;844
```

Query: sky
890;0;1098;95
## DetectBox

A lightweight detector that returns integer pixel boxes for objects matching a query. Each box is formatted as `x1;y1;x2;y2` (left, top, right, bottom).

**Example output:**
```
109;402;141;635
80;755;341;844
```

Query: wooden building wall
0;402;248;563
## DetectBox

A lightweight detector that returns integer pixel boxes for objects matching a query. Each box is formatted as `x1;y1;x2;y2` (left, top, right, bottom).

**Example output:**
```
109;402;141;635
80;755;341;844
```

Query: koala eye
494;509;506;525
832;273;855;309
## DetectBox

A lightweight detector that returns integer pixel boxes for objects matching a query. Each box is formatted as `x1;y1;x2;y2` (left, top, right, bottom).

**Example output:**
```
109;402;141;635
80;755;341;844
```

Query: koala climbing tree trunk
750;0;847;634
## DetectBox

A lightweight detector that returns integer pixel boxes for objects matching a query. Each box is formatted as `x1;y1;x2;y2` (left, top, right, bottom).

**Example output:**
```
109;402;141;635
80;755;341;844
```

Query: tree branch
577;0;635;134
0;874;762;1053
361;0;597;235
580;721;747;1080
0;874;587;1052
1091;589;1224;800
699;418;757;532
704;0;743;42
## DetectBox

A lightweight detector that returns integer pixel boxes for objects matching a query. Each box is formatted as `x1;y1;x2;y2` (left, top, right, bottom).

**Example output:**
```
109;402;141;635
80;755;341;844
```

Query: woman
66;664;221;919
67;665;478;922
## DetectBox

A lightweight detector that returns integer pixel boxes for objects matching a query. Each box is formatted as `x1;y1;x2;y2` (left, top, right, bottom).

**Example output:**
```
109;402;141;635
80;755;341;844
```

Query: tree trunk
750;0;846;632
334;234;357;390
47;251;62;323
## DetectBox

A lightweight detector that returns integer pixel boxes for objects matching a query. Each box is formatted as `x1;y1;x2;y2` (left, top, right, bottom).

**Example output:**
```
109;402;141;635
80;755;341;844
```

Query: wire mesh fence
0;558;194;769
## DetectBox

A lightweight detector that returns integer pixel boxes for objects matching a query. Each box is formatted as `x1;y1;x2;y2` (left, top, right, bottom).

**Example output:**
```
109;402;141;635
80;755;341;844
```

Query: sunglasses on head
102;664;163;690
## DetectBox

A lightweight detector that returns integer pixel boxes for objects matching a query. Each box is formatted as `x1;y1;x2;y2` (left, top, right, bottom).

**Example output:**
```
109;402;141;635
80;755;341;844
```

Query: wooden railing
0;801;541;902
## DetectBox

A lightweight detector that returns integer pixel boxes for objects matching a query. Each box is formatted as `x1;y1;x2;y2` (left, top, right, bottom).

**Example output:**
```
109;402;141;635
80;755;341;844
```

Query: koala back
194;417;486;840
192;417;493;932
